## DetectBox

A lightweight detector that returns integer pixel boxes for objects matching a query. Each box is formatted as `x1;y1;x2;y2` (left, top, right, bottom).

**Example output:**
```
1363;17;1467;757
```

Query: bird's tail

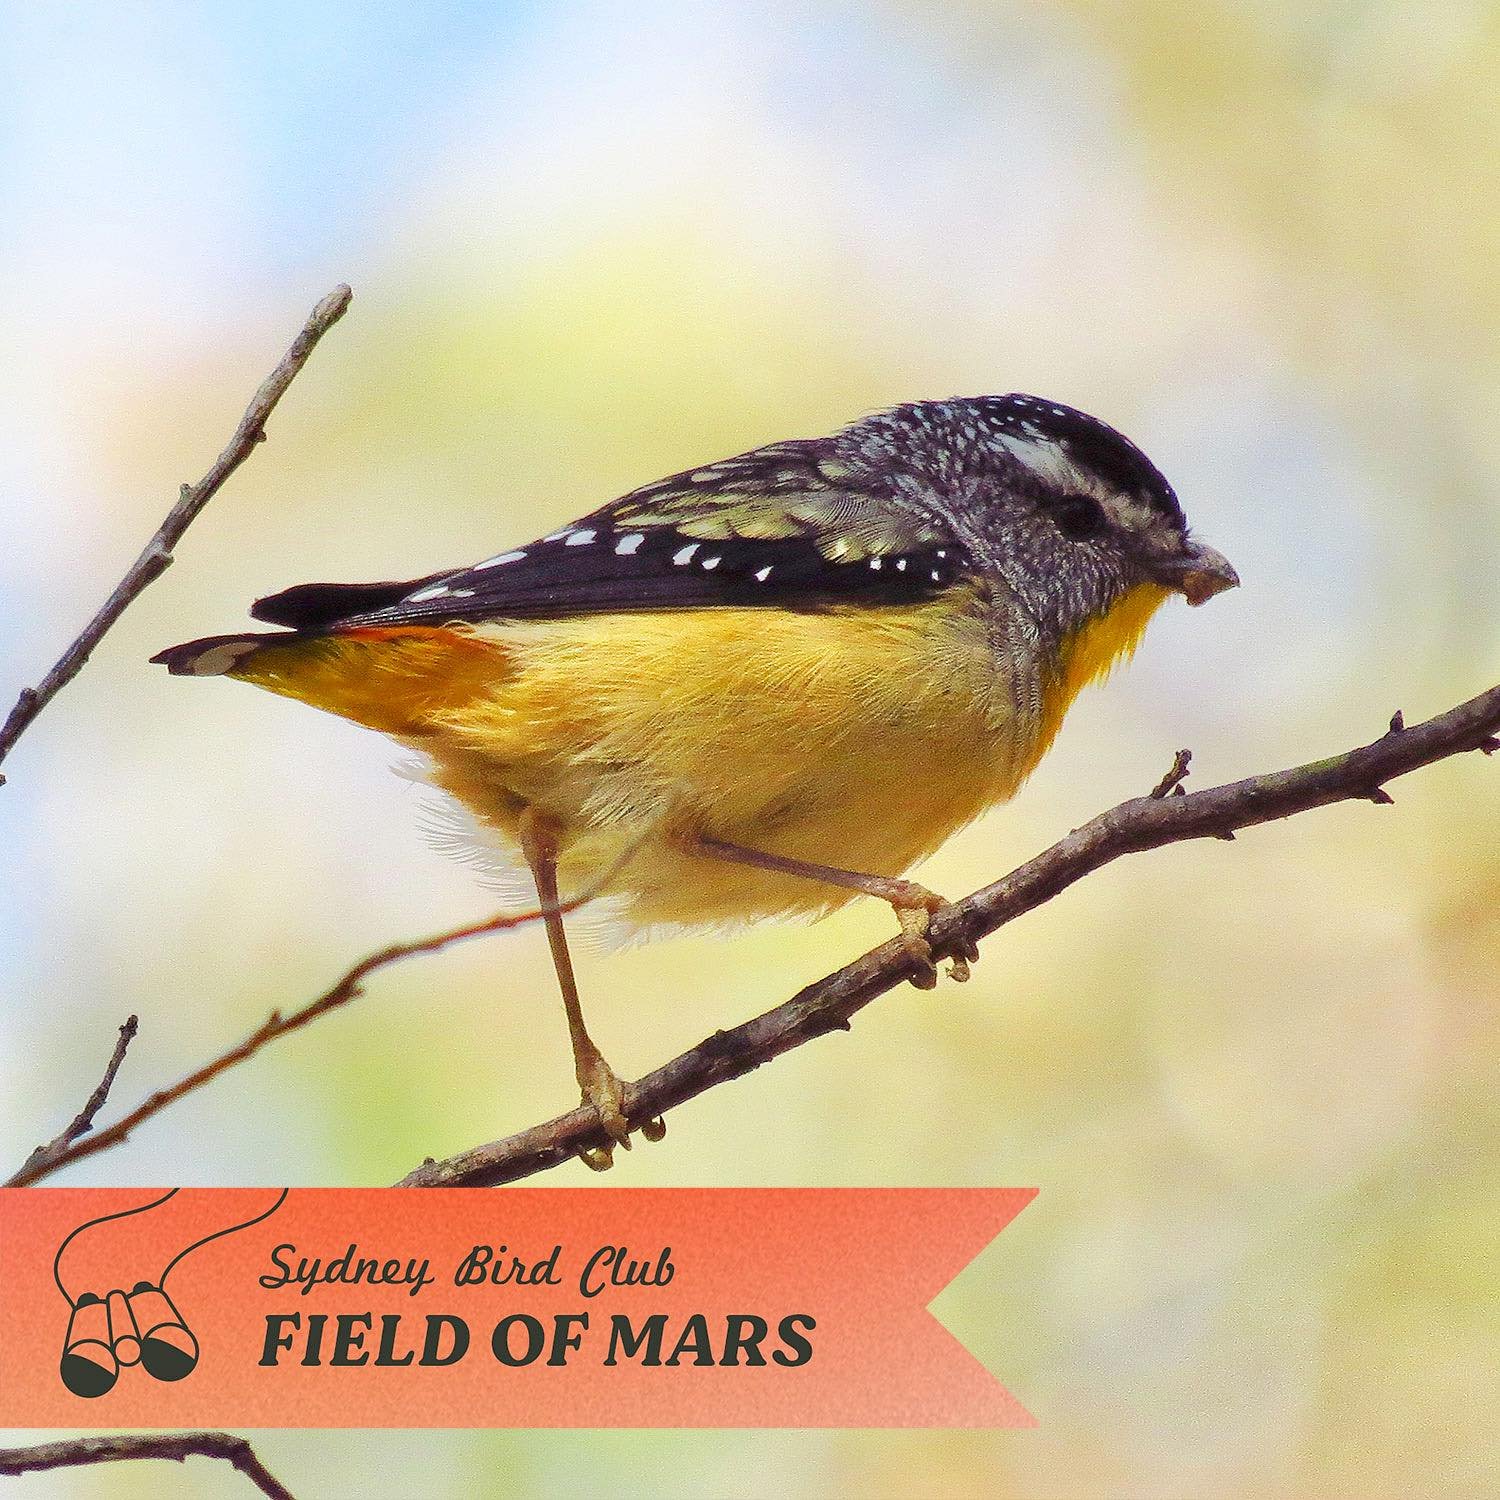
151;633;284;678
150;626;506;736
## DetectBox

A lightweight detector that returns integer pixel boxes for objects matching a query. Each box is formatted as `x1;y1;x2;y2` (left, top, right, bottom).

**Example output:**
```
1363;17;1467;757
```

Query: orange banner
0;1188;1034;1428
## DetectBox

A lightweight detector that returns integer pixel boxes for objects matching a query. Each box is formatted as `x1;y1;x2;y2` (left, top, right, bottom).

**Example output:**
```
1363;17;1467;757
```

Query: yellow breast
1032;581;1173;768
227;582;1170;932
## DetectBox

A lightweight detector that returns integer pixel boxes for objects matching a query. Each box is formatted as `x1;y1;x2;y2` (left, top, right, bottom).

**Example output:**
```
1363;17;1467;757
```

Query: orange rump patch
229;625;509;736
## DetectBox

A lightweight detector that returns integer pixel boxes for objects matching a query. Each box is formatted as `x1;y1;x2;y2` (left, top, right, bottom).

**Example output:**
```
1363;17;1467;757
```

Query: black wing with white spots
252;440;970;631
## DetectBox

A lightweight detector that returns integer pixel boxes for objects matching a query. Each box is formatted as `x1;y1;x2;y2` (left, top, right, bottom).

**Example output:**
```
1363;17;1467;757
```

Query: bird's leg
690;834;980;987
518;807;664;1171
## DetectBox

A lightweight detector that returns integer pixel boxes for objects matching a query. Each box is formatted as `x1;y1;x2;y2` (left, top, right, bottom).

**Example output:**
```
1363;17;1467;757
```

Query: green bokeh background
1;3;1496;1496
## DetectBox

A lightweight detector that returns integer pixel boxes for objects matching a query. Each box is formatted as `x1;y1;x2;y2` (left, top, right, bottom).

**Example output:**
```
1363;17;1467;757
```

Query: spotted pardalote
155;394;1238;1167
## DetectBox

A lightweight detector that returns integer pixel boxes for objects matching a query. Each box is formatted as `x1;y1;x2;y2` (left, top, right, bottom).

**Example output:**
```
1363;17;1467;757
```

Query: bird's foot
888;882;979;987
574;1054;666;1172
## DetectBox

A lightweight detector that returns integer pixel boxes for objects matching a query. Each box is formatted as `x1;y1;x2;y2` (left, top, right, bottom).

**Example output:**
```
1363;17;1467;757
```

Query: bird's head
843;394;1238;646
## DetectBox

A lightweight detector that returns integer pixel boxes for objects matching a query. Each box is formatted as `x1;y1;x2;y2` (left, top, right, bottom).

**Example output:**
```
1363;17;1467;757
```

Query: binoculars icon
52;1186;286;1398
60;1281;199;1398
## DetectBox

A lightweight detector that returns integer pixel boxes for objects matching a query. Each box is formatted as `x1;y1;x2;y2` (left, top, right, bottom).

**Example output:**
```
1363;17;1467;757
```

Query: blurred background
1;2;1496;1496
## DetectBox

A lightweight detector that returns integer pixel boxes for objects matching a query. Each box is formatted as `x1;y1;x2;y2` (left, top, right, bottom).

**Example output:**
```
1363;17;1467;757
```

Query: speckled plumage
155;394;1233;932
155;392;1238;1159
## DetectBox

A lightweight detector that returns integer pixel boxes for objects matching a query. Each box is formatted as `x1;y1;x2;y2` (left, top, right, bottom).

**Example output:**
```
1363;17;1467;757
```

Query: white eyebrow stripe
615;533;645;555
565;529;596;546
673;544;699;565
473;550;527;569
406;584;451;603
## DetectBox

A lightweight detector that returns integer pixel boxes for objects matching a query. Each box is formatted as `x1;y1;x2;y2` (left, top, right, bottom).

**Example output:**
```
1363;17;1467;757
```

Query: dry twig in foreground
0;1432;294;1499
0;284;353;784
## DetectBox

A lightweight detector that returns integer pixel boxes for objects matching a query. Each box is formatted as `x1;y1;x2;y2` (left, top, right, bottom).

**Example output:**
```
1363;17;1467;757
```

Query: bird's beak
1155;538;1240;607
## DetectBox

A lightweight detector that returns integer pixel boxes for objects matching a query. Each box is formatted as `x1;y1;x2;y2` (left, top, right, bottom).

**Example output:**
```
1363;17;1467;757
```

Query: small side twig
0;284;353;784
0;1432;294;1499
1149;748;1192;798
10;1014;138;1184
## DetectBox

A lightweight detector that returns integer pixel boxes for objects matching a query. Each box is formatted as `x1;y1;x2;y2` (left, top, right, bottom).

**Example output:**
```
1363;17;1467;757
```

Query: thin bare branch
9;869;626;1185
8;1014;138;1185
398;679;1500;1187
0;284;353;784
0;1432;294;1499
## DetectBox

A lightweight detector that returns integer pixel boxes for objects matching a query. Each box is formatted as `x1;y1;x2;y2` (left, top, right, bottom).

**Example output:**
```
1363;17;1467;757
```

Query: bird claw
891;885;978;988
573;1054;665;1168
947;930;980;982
575;1054;631;1172
896;908;940;989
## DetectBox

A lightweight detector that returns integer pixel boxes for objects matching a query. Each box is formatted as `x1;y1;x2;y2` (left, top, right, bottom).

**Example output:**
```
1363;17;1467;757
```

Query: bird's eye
1048;493;1107;540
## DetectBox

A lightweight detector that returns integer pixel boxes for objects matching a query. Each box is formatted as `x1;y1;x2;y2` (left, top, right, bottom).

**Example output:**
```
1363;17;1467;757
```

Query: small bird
154;394;1237;1167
